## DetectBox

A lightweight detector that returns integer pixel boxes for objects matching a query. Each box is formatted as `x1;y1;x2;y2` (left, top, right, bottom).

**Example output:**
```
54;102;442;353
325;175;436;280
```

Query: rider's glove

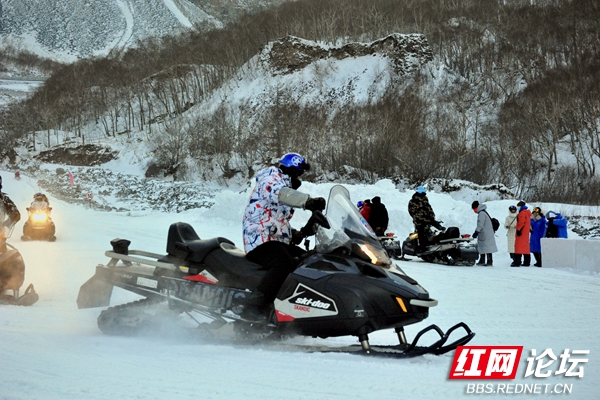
291;229;305;245
304;197;326;212
472;231;479;238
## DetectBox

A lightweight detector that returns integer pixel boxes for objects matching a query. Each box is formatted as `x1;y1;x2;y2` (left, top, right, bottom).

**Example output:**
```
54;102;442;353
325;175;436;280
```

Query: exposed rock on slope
265;34;433;75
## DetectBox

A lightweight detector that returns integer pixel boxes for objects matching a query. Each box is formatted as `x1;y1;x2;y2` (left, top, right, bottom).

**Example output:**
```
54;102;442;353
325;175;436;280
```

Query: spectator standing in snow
530;207;546;267
546;211;568;238
369;196;389;237
408;186;443;253
512;201;532;267
358;200;371;222
505;205;518;265
471;201;498;266
241;153;326;321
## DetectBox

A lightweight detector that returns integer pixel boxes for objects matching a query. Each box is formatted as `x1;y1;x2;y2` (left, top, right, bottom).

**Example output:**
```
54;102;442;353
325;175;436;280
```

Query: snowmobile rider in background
0;175;21;236
241;153;326;321
408;186;444;253
369;196;389;237
471;201;498;266
29;193;51;211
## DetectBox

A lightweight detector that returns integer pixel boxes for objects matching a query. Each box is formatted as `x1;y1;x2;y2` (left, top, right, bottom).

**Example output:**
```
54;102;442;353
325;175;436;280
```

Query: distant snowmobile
378;233;402;260
78;185;474;358
21;197;56;242
1;220;39;306
402;226;478;266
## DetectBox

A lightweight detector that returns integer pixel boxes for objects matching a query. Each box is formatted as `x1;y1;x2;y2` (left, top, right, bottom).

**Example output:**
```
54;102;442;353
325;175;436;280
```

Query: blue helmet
357;201;364;208
416;186;426;194
278;153;311;176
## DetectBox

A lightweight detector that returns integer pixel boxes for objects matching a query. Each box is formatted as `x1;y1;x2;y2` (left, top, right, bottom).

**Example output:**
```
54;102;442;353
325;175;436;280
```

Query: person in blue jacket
545;211;568;238
530;207;547;267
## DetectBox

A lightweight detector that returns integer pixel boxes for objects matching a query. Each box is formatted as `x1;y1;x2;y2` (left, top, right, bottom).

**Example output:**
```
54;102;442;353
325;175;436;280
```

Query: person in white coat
471;201;498;266
505;205;518;264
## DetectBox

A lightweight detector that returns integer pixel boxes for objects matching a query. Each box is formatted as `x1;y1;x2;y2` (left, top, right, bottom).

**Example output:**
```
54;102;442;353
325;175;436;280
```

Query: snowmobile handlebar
300;210;330;237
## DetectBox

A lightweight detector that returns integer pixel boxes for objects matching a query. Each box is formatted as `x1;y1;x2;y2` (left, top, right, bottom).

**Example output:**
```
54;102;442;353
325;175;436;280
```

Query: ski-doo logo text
294;297;331;309
449;346;523;379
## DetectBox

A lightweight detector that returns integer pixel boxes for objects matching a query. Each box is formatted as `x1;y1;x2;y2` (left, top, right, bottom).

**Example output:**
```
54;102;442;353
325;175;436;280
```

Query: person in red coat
512;201;532;267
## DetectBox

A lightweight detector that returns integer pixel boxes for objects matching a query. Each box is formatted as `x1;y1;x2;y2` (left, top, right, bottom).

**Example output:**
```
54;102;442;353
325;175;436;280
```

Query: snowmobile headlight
31;212;48;222
355;242;391;267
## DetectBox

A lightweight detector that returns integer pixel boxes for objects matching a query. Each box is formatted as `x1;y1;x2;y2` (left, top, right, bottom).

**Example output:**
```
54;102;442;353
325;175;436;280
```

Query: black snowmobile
78;185;474;357
378;233;402;260
0;221;39;306
402;225;478;266
21;204;56;241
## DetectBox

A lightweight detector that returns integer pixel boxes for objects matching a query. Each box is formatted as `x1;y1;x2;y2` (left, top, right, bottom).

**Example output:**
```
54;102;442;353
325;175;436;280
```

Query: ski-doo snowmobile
78;185;474;358
21;203;56;241
402;225;478;266
0;218;39;306
378;233;402;260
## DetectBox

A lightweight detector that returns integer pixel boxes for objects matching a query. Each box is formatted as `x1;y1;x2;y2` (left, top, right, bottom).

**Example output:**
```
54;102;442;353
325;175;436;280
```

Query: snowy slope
1;168;598;400
0;0;221;62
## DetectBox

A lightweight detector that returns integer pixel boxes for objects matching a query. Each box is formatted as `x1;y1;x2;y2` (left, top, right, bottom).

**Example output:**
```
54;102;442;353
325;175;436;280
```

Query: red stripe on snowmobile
275;310;295;322
183;275;218;284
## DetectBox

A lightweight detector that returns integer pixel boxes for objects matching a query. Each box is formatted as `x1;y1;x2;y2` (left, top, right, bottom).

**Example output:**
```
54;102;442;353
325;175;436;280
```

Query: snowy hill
0;0;222;62
1;167;599;400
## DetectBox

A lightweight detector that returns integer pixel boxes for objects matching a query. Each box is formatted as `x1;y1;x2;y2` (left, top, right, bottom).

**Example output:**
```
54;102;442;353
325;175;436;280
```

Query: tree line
1;0;599;204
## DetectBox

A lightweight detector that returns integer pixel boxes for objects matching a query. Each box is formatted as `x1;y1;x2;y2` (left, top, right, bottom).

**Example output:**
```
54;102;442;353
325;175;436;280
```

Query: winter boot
476;254;486;265
243;289;269;307
239;289;270;322
510;254;521;267
522;254;531;267
485;254;493;266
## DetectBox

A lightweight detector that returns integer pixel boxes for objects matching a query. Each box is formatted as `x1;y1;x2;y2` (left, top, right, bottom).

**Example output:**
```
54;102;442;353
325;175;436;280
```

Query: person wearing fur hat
512;201;532;267
471;201;498;266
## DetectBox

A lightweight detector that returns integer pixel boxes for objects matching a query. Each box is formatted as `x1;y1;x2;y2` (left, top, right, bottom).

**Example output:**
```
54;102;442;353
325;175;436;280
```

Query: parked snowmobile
21;202;56;241
0;218;39;306
378;233;402;260
78;185;474;357
402;225;478;266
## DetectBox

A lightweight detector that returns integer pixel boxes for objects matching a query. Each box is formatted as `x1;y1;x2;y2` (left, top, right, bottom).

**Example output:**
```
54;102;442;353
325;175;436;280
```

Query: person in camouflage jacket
408;186;443;252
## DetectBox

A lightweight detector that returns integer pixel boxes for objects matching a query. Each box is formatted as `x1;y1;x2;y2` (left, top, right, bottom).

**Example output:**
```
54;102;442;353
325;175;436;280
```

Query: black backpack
484;211;500;232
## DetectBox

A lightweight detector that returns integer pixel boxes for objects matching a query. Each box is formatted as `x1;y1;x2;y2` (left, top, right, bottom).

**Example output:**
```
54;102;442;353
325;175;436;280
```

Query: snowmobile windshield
315;185;391;266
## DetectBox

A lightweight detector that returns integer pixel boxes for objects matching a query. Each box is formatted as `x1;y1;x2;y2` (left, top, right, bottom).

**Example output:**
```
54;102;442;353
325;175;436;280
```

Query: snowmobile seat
437;227;460;241
166;222;235;263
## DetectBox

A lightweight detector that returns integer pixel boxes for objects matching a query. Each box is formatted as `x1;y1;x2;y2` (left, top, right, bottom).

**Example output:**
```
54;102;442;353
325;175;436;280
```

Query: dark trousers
415;225;429;252
246;241;305;302
533;252;542;267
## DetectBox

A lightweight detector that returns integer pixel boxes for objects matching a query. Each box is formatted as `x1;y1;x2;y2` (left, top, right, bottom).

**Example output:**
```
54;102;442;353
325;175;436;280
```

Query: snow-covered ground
0;168;598;399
